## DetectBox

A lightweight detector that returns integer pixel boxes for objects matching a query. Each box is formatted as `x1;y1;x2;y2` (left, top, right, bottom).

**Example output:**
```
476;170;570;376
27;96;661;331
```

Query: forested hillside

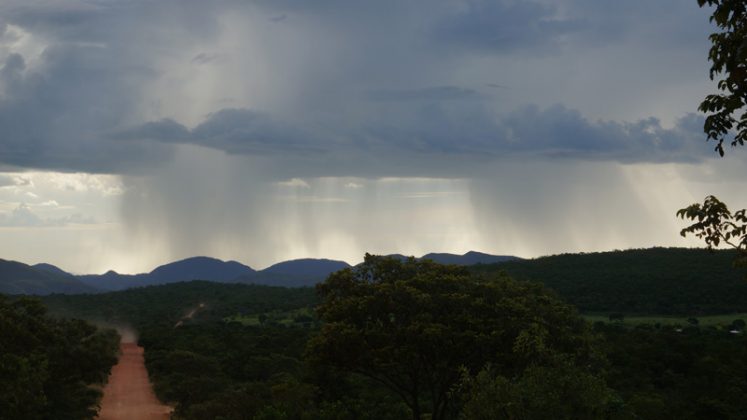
475;248;747;315
42;281;317;328
0;259;97;295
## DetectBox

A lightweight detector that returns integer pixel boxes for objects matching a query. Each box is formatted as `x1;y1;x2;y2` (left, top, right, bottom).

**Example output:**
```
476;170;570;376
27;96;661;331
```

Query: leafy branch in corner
677;195;747;266
697;0;747;156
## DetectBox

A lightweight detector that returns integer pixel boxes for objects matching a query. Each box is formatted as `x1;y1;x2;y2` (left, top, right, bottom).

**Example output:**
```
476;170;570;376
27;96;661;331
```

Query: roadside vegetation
0;295;119;419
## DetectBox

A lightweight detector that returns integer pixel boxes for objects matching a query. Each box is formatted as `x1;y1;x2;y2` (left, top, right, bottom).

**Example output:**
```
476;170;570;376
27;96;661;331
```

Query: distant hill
79;257;346;290
33;263;73;277
472;247;747;315
78;271;149;291
237;258;351;287
421;251;520;265
149;257;254;283
0;259;97;295
78;257;254;291
24;251;520;293
262;258;350;278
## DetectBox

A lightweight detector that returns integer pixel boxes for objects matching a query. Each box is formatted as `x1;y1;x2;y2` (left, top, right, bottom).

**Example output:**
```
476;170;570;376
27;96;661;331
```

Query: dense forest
0;295;119;419
42;281;318;328
29;251;747;419
473;248;747;315
597;323;747;419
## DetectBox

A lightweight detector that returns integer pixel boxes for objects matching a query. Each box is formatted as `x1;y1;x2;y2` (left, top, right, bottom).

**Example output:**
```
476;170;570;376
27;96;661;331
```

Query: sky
0;0;744;274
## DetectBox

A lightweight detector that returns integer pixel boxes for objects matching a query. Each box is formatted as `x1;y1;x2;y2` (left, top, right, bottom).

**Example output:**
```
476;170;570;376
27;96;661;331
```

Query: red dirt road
96;342;173;420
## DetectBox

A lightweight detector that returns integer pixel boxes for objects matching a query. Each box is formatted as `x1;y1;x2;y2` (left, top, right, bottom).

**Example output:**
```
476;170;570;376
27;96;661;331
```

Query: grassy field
584;313;747;328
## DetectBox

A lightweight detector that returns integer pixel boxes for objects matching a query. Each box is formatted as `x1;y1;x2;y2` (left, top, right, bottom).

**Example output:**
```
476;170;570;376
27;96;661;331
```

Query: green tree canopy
307;254;602;420
0;295;119;419
458;362;617;420
697;0;747;155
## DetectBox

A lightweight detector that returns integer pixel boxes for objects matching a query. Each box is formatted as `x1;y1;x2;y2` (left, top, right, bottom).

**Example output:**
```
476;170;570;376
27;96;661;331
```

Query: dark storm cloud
192;109;322;154
0;44;172;173
567;0;712;47
433;0;712;55
367;86;482;102
0;0;718;175
4;0;222;42
434;0;585;54
118;109;322;155
115;119;192;144
0;0;221;173
499;106;707;163
121;102;708;173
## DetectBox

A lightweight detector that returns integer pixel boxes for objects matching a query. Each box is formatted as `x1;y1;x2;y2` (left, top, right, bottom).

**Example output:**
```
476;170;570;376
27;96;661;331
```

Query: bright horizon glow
0;166;725;274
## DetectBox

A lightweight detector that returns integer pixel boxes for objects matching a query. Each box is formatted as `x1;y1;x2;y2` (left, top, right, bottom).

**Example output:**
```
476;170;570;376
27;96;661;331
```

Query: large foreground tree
307;255;605;420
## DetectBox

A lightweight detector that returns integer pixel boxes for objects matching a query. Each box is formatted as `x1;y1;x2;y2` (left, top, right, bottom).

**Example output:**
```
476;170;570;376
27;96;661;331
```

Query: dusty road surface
96;341;173;420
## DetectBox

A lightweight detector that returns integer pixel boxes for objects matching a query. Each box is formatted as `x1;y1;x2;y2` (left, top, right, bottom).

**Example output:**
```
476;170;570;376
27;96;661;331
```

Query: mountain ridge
4;251;519;294
1;259;97;295
420;251;519;265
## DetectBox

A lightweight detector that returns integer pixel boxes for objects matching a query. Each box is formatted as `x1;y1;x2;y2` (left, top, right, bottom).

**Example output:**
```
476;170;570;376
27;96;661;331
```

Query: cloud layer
0;0;719;176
